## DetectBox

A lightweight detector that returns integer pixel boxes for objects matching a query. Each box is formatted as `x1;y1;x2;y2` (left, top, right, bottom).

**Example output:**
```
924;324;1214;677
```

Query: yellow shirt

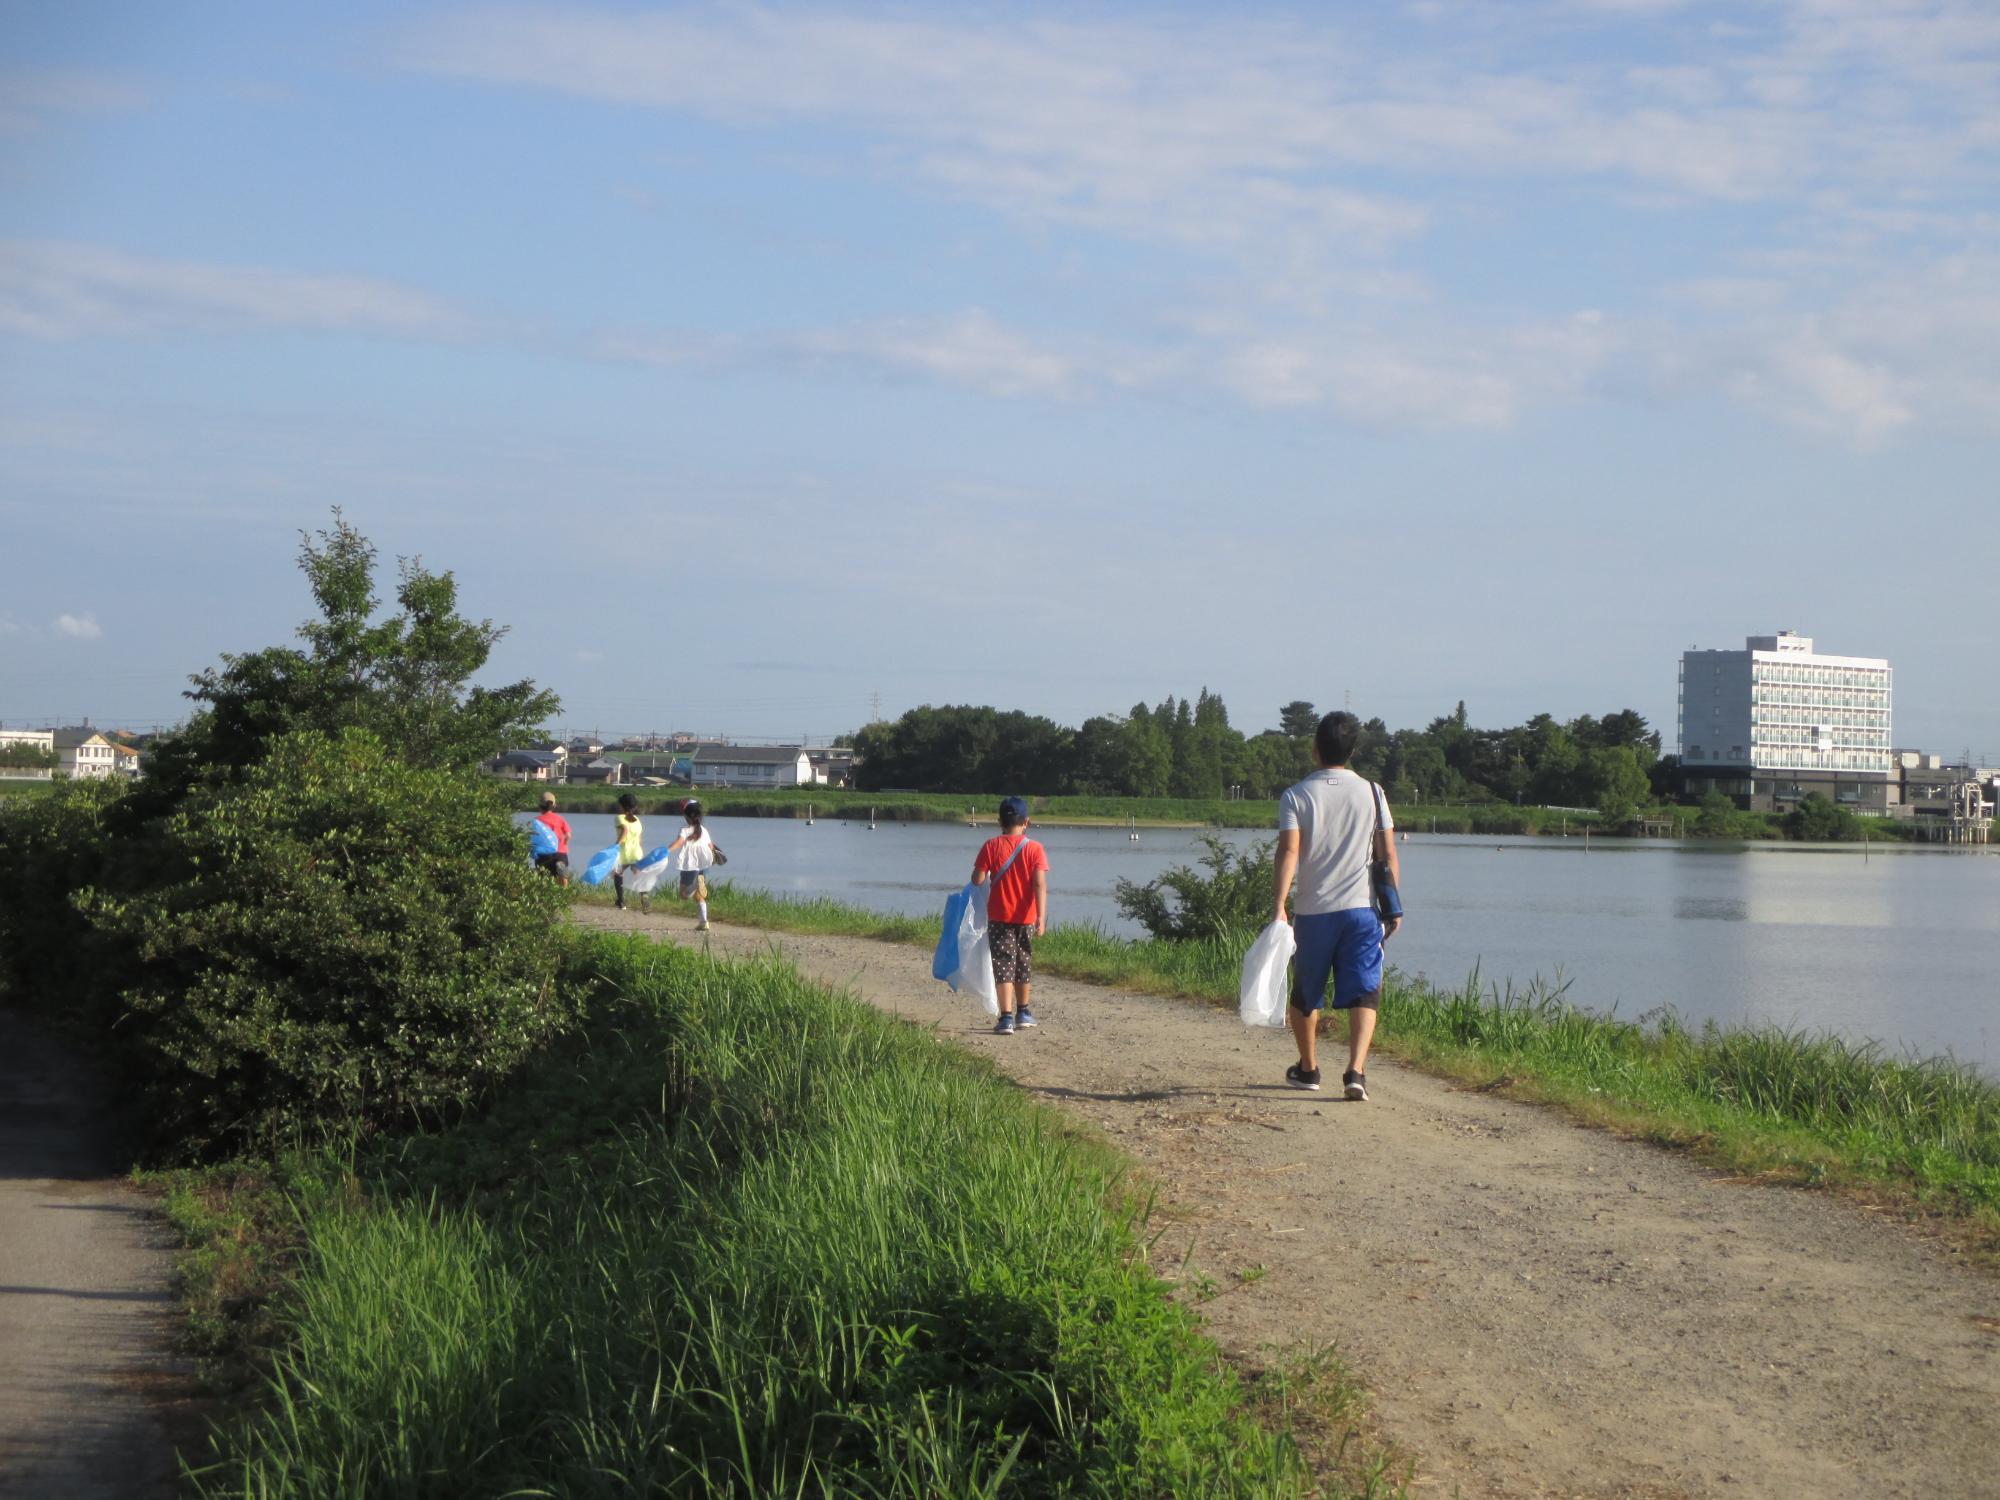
617;816;644;864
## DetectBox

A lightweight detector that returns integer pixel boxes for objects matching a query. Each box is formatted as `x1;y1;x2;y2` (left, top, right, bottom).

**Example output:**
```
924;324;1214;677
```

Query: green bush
82;730;571;1150
1783;792;1862;842
0;775;133;1027
1115;833;1274;941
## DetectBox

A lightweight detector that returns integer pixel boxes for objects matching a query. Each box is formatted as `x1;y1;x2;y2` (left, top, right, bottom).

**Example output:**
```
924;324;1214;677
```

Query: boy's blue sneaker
1016;1008;1037;1028
995;1013;1015;1035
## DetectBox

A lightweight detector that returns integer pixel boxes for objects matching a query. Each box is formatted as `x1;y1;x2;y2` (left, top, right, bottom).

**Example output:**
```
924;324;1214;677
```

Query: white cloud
0;239;472;342
54;612;102;640
791;311;1079;399
0;614;22;635
401;1;2000;226
603;310;1094;400
395;1;2000;439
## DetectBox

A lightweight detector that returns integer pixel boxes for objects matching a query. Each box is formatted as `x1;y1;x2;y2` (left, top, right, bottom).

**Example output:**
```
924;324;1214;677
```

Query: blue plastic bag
932;883;977;980
578;844;621;887
527;819;560;859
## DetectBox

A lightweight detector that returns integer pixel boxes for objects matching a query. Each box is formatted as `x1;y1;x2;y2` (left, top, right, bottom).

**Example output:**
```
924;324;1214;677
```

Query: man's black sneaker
1343;1070;1368;1102
1285;1063;1321;1091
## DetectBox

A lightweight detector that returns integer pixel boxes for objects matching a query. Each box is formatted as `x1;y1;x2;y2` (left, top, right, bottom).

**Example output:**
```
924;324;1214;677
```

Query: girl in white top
663;800;723;931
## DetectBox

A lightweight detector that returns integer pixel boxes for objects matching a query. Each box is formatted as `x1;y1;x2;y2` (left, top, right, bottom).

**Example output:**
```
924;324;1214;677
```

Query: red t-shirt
975;834;1048;926
534;811;572;854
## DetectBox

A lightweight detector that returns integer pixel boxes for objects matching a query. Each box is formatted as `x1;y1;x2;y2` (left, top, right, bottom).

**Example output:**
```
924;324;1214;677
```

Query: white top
674;827;715;873
1277;768;1392;916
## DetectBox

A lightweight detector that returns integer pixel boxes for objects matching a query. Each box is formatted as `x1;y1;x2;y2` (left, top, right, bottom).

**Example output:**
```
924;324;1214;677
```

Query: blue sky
3;1;1997;754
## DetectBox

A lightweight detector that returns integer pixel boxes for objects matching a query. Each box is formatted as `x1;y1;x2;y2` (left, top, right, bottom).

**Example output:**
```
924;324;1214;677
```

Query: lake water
541;813;2000;1077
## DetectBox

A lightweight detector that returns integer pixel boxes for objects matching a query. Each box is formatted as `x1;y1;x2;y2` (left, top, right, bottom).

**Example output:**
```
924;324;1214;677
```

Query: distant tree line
853;694;1669;818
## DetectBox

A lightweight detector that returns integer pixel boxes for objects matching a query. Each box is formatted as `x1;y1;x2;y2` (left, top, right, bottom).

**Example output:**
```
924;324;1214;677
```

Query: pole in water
806;802;814;827
869;806;876;830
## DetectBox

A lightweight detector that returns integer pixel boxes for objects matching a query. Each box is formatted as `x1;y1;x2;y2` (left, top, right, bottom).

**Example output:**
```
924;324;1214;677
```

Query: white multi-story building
53;727;119;780
0;727;58;780
1678;632;1893;811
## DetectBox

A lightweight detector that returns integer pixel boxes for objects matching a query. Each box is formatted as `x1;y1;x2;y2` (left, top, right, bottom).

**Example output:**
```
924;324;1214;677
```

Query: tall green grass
670;887;2000;1230
187;937;1357;1497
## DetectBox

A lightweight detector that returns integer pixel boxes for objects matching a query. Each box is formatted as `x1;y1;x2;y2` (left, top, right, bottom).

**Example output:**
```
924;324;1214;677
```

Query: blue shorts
1291;908;1384;1013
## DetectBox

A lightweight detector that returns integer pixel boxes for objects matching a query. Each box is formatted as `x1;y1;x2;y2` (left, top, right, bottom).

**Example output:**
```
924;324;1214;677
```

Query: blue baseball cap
998;796;1030;824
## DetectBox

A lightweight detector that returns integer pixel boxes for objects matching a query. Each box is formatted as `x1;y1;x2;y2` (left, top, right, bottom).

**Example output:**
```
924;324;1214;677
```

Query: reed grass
667;887;2000;1231
185;937;1371;1497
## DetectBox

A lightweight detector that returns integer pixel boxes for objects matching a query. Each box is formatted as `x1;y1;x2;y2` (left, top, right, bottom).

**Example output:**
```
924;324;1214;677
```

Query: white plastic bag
621;850;676;895
1238;921;1296;1028
949;887;1000;1016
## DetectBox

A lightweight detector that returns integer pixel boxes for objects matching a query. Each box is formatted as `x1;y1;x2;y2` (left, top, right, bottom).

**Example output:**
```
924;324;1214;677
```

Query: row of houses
0;725;141;780
488;740;856;789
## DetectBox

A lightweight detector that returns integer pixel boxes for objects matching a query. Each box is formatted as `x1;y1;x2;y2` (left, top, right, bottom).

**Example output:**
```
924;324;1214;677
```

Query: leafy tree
1114;834;1276;941
1524;715;1584;804
84;730;570;1149
1120;704;1173;798
1648;752;1683;804
1238;730;1311;798
1593;709;1661;758
1694;789;1741;837
1584;746;1651;825
1166;696;1203;798
144;512;558;802
1348;718;1390;782
0;741;58;769
1278;700;1318;739
1784;793;1861;842
1387;733;1452;802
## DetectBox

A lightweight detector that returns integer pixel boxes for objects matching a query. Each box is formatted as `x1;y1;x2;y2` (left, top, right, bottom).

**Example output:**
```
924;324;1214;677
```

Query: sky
2;0;1997;755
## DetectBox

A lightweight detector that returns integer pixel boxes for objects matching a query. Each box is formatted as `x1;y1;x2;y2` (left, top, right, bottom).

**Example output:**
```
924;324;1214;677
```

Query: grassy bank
655;885;2000;1244
171;933;1394;1497
0;779;64;802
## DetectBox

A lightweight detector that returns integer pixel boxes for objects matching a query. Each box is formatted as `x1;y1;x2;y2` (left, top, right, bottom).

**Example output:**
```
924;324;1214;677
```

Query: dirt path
580;907;2000;1499
0;1011;181;1500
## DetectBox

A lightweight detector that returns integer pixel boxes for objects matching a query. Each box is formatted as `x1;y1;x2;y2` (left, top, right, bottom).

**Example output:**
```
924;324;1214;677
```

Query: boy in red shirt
530;791;572;886
971;796;1051;1036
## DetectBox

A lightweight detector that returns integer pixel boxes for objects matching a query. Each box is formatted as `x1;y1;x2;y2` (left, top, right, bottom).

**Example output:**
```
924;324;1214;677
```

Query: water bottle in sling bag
1368;781;1403;925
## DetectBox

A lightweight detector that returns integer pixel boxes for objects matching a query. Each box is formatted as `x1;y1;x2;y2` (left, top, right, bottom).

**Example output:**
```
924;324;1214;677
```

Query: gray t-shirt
1277;768;1393;916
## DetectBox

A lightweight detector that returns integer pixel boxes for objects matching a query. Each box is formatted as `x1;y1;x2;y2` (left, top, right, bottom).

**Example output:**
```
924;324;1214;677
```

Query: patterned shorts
989;921;1035;985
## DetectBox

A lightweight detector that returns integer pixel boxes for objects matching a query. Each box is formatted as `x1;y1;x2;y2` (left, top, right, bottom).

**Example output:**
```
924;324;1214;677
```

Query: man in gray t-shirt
1272;711;1402;1099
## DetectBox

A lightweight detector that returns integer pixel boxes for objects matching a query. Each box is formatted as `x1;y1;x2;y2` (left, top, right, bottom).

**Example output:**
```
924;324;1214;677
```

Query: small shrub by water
1115;833;1277;941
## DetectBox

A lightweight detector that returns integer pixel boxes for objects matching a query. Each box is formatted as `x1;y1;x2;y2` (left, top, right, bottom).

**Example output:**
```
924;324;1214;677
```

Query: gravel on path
0;1011;181;1500
579;906;2000;1500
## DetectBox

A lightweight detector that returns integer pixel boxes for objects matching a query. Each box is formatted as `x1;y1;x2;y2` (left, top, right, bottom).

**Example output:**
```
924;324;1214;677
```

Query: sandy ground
579;906;2000;1500
0;1012;182;1499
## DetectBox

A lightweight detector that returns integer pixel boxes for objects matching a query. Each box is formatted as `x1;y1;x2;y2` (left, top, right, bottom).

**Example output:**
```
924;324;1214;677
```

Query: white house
53;727;118;780
689;746;814;787
491;749;563;782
